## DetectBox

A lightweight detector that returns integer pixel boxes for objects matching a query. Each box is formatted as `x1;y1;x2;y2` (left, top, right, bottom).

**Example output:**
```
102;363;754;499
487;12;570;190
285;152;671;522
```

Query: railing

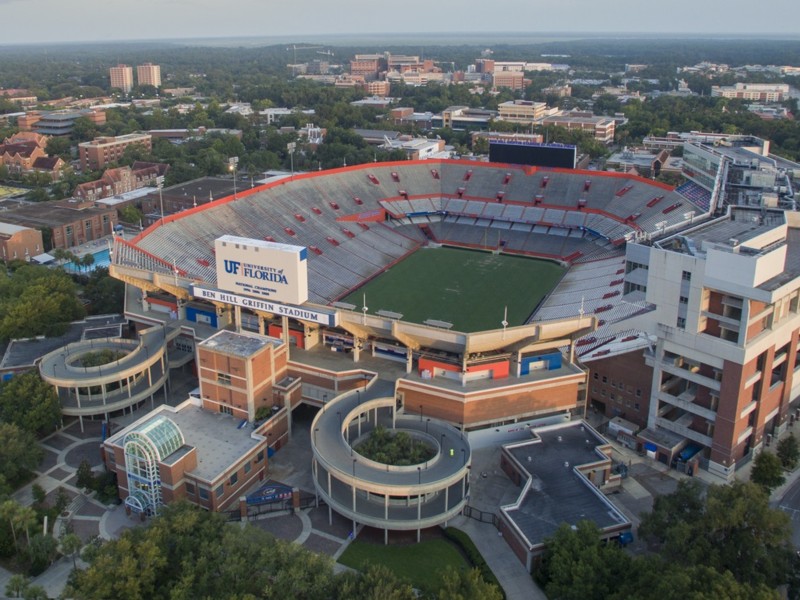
463;505;500;528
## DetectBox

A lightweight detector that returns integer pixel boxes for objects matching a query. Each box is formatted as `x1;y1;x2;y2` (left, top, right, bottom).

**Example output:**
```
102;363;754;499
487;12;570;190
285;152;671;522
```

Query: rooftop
199;329;281;358
502;422;629;548
109;400;265;482
0;315;126;371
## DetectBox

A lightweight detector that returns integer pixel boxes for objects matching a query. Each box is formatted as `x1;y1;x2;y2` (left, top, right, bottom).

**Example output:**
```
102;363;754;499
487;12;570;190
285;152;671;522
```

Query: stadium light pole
287;142;296;178
156;175;165;225
229;156;239;199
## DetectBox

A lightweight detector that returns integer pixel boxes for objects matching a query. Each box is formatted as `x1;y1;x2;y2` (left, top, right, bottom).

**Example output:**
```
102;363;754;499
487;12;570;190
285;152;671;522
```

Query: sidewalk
449;515;547;600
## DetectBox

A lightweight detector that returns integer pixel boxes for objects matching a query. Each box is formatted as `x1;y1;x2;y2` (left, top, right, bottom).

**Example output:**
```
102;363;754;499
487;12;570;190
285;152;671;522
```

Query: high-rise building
109;64;134;93
137;63;162;89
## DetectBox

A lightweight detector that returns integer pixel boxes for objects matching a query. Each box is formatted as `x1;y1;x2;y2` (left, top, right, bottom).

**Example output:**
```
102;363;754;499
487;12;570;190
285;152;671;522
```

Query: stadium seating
124;160;704;305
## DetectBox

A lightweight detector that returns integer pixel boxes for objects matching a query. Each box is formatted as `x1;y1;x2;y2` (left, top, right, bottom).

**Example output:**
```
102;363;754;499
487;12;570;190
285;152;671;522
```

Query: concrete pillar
284;388;292;440
258;315;265;335
406;347;413;373
235;305;242;333
353;337;361;363
281;315;290;347
291;487;301;513
239;496;248;520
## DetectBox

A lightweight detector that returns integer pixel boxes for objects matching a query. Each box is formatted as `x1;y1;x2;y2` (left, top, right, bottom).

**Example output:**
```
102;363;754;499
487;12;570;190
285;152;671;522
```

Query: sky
1;0;799;46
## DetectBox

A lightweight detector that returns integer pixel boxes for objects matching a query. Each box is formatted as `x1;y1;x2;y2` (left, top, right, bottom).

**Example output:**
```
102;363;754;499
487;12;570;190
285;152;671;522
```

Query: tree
22;585;48;600
437;566;503;600
76;459;95;491
777;434;800;470
751;451;785;493
1;500;23;553
537;521;631;600
0;264;85;341
639;481;793;590
5;574;29;598
60;533;83;570
0;371;62;437
82;267;125;315
45;136;72;160
0;424;43;489
66;501;418;600
26;532;58;575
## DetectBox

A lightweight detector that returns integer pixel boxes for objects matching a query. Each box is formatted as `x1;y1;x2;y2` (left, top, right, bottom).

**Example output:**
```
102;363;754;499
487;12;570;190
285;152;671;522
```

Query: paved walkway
449;515;547;600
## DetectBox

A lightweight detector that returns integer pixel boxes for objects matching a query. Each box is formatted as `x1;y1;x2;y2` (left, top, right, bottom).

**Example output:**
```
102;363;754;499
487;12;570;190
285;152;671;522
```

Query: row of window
592;372;643;397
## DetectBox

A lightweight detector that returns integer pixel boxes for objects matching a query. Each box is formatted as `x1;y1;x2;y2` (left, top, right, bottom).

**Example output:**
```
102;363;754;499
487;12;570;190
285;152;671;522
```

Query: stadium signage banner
215;235;309;305
191;286;336;326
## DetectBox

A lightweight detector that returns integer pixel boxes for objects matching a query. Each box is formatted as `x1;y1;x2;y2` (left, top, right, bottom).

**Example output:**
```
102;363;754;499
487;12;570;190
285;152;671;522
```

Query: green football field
342;247;565;332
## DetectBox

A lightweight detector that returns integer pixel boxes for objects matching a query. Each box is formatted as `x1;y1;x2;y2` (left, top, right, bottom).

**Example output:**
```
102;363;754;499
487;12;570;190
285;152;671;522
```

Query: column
406;347;413;373
234;305;243;333
281;315;290;347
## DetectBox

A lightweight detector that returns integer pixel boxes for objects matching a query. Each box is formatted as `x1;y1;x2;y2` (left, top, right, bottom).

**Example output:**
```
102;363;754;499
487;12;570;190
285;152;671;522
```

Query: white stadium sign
215;235;309;305
192;286;337;326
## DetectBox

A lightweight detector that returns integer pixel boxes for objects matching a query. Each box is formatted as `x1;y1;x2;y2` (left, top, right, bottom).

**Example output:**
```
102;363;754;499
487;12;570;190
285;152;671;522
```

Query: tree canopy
0;371;61;438
0;264;84;342
66;501;455;600
537;481;796;600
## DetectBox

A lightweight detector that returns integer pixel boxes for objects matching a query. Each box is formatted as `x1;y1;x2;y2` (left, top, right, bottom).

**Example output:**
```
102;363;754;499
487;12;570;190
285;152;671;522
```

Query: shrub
443;527;505;598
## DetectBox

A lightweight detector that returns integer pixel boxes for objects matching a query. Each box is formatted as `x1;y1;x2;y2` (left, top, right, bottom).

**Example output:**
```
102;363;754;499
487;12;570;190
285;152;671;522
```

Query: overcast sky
2;0;799;46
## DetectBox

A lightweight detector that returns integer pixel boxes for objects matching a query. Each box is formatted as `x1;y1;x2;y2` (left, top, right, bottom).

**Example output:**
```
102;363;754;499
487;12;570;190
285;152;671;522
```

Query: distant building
136;63;162;89
350;54;383;81
711;83;789;103
492;71;527;91
79;133;152;171
497;100;550;123
541;110;616;144
19;109;106;137
0;198;116;249
110;64;134;93
365;80;391;96
434;106;496;130
74;162;168;203
0;223;44;263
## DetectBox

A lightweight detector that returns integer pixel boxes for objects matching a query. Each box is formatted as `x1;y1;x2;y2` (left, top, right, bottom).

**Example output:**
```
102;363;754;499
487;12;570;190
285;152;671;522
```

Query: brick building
103;329;299;515
110;64;134;93
0;223;44;262
79;133;152;171
136;63;161;88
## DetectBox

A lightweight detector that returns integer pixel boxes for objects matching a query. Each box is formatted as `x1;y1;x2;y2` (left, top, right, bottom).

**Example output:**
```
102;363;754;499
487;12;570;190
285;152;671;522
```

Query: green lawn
338;538;470;592
342;247;565;332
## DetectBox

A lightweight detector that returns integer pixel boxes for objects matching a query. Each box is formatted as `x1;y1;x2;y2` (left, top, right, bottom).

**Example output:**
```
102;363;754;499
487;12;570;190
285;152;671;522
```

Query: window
679;296;689;305
602;376;608;383
677;316;686;329
219;405;233;416
186;482;195;496
229;472;238;486
593;372;599;380
256;450;265;463
244;462;251;474
636;388;642;398
199;487;209;500
216;484;225;498
634;403;640;411
682;270;692;282
217;373;231;385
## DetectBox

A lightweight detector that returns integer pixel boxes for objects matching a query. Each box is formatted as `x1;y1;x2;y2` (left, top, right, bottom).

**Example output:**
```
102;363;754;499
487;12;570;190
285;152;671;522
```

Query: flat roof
502;422;629;548
199;329;280;358
0;315;126;371
111;402;264;482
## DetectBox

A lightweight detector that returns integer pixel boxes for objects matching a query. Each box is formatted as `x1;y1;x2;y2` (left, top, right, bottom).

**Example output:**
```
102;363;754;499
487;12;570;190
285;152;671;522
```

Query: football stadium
92;158;711;537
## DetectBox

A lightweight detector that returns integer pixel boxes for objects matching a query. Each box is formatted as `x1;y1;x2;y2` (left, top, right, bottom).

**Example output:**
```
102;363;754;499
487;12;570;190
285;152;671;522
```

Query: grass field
0;185;27;199
338;538;471;592
342;247;565;332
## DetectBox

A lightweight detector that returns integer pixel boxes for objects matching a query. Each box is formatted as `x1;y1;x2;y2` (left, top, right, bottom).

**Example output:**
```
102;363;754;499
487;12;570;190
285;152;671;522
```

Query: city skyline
1;0;800;46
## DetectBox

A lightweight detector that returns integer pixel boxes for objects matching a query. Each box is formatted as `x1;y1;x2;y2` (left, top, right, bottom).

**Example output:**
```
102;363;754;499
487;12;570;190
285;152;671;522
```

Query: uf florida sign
215;235;308;305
